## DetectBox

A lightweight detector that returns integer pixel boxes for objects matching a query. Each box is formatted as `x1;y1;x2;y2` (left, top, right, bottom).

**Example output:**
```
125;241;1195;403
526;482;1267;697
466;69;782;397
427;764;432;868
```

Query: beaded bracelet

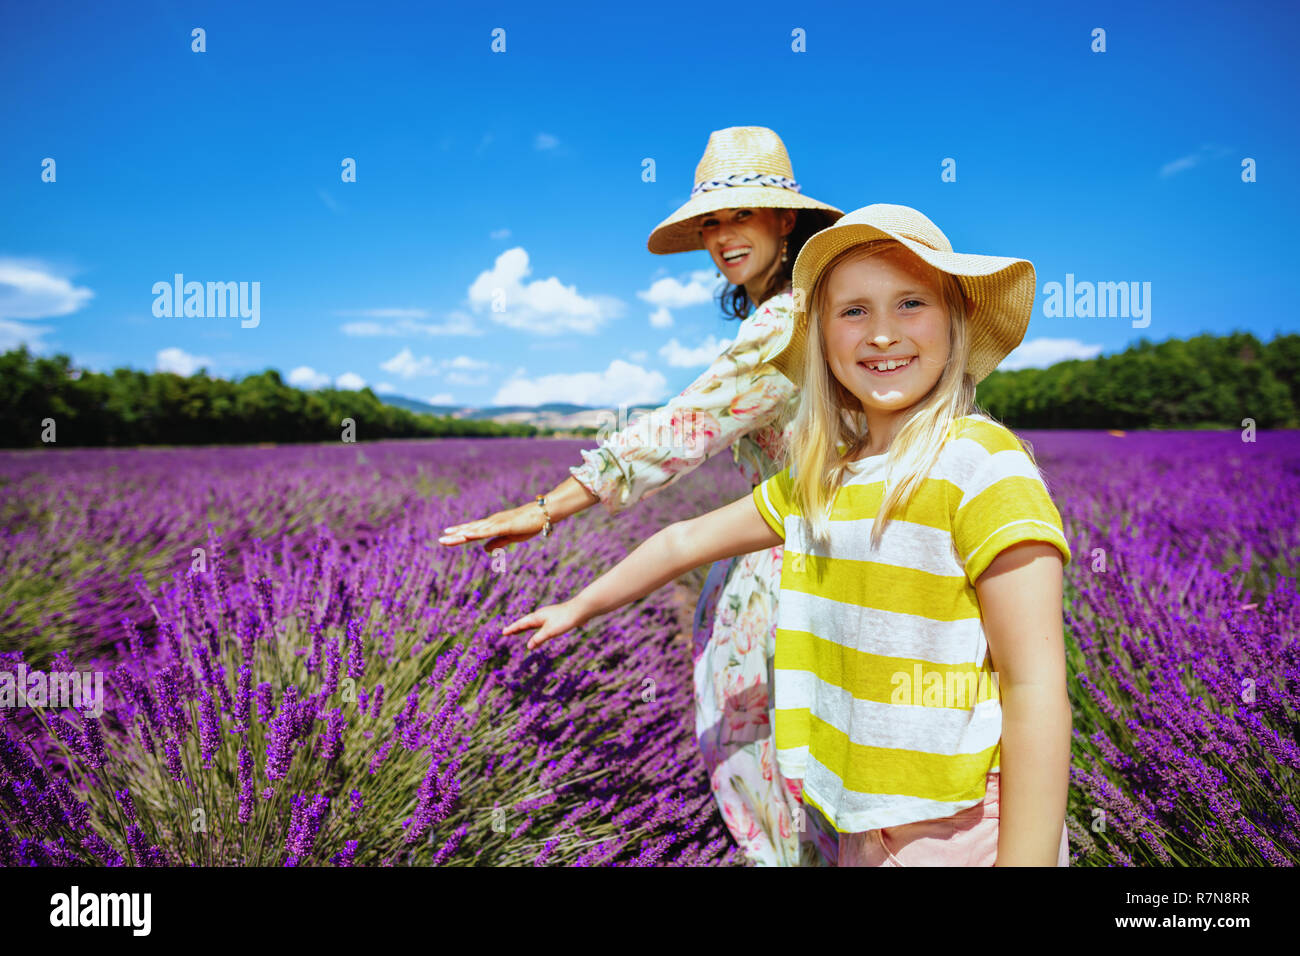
534;494;553;537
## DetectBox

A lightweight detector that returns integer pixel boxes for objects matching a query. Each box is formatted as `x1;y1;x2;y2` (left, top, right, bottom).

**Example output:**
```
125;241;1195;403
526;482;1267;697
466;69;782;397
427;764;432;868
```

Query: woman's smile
721;244;752;269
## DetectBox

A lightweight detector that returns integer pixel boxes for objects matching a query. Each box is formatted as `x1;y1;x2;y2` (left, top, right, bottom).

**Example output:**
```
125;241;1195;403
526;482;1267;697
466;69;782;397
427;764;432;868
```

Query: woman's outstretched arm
437;475;599;551
502;493;783;650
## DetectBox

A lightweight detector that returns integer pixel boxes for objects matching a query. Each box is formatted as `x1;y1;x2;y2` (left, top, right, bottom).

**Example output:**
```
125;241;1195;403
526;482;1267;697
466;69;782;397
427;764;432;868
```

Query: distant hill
380;395;657;432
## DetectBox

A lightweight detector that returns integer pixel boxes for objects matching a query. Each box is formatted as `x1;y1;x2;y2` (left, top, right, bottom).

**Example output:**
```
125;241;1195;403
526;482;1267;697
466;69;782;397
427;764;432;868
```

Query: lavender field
1;430;1298;866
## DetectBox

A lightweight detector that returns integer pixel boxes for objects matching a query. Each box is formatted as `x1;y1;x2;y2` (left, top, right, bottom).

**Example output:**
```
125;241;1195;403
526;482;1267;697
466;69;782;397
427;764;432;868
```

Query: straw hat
763;204;1036;387
647;126;843;255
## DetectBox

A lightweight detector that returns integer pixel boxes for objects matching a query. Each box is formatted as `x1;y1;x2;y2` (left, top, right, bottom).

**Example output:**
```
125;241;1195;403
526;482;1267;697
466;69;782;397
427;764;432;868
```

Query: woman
438;126;843;865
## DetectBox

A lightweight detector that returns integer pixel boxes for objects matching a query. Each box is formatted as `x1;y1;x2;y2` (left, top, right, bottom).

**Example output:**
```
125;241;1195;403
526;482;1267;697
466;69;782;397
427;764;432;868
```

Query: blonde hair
779;239;1034;551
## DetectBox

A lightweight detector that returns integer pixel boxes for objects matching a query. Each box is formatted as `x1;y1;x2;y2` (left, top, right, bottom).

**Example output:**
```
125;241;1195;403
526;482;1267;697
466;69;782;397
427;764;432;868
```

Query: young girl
503;203;1073;866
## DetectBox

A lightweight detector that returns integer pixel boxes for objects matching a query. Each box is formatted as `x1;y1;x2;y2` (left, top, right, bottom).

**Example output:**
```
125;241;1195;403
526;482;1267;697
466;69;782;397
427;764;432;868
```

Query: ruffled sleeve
569;291;799;516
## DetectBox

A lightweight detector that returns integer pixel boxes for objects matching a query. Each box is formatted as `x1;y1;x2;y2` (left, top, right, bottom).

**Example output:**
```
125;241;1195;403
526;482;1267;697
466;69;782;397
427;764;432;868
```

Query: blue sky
2;0;1297;409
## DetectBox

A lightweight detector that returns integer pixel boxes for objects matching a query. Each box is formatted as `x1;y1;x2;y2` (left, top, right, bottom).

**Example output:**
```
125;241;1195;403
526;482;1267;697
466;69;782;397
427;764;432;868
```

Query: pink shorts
837;772;1070;867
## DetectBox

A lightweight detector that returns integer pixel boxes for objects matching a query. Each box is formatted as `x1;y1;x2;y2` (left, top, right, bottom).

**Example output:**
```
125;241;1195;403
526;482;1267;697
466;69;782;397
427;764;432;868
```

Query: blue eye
843;306;865;317
902;299;924;309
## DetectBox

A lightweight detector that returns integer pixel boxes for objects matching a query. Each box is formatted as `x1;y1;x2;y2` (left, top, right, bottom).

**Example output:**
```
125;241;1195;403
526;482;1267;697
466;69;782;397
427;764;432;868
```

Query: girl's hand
501;598;591;651
438;503;547;553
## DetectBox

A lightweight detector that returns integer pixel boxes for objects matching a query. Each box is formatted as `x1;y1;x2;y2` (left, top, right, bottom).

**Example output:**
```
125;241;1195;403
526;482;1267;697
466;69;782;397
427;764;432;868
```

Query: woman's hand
501;598;591;651
438;503;546;553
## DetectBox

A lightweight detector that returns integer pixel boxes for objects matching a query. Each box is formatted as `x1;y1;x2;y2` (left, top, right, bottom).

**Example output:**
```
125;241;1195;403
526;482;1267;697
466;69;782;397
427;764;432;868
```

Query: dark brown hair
716;209;828;320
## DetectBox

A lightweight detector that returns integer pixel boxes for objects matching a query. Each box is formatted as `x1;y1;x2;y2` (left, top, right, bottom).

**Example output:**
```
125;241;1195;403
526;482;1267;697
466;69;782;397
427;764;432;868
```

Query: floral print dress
569;289;839;866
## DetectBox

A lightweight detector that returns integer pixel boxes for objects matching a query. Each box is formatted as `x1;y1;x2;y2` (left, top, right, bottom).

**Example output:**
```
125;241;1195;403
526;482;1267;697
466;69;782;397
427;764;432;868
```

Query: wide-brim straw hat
763;203;1036;386
647;126;843;255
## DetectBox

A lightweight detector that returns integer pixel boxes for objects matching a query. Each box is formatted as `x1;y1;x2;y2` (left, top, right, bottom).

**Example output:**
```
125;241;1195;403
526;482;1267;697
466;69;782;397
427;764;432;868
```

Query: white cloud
638;270;718;309
493;359;667;406
0;317;56;351
638;269;717;329
446;371;489;386
467;247;622;334
428;393;455;405
340;312;482;337
535;132;559;151
287;365;331;388
380;347;439;379
490;228;512;240
0;258;94;320
335;372;367;390
1160;154;1200;178
336;308;431;319
373;382;397;394
1000;337;1105;370
659;335;730;368
380;348;493;379
627;350;648;362
1159;144;1233;178
156;347;214;377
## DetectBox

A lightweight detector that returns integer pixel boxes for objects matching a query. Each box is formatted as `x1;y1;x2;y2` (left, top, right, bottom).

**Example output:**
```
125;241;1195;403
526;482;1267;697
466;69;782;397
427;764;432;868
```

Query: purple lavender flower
255;575;275;636
346;616;366;680
47;713;85;756
197;688;221;766
122;616;147;672
283;794;329;860
154;665;190;736
238;615;256;664
125;824;155;867
115;788;136;823
234;664;252;732
237;745;255;825
430;824;468;866
255;681;276;723
330;840;359;866
81;831;124;867
323;636;342;698
265;708;296;782
162;736;186;785
159;618;185;665
306;623;325;675
137;715;156;755
318;707;346;761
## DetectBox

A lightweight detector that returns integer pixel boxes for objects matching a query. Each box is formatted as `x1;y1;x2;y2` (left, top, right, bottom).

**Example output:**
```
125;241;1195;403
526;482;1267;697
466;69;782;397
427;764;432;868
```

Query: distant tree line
0;347;538;448
3;331;1296;448
975;332;1300;429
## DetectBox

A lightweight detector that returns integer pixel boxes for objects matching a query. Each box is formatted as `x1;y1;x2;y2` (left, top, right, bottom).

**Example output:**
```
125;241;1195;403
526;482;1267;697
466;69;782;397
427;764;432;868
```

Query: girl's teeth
866;357;912;371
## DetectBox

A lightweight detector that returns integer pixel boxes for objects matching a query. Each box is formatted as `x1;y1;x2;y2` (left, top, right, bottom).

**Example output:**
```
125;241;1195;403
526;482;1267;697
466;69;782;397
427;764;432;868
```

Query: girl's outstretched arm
502;492;783;651
976;540;1071;867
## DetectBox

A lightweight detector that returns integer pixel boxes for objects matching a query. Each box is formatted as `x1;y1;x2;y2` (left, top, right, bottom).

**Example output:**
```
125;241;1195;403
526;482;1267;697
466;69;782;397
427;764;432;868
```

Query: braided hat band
648;127;842;255
690;172;803;198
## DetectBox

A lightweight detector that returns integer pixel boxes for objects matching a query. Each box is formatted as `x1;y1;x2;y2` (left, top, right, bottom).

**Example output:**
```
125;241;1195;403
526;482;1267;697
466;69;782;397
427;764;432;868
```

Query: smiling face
818;244;954;456
698;207;796;295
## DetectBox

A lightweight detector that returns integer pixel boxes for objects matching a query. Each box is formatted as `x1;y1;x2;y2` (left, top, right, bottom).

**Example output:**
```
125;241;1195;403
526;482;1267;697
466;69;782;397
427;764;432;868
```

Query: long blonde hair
779;239;1028;551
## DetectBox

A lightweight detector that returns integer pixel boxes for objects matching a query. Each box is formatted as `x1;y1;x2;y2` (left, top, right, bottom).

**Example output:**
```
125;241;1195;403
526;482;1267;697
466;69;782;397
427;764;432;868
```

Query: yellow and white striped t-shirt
750;414;1072;833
